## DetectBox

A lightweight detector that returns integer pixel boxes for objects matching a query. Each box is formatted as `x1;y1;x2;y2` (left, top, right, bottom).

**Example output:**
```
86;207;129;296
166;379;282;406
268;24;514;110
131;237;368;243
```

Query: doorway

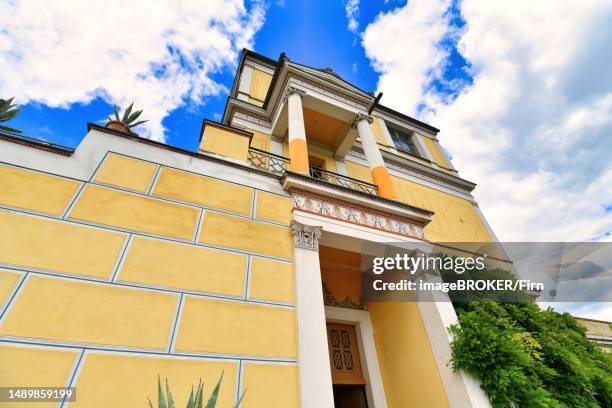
327;323;369;408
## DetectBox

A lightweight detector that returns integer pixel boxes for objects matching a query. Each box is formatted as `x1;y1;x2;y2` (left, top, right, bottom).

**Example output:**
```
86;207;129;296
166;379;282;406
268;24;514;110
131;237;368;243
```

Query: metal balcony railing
247;148;378;195
247;147;289;176
309;165;378;195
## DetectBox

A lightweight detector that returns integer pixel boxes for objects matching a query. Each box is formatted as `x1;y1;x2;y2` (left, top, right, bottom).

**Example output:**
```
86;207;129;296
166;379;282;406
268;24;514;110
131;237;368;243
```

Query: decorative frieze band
291;190;425;240
233;108;271;129
290;220;323;251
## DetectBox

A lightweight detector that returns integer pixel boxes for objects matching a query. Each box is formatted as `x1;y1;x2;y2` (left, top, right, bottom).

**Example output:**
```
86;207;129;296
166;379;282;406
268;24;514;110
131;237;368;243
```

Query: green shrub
450;300;612;407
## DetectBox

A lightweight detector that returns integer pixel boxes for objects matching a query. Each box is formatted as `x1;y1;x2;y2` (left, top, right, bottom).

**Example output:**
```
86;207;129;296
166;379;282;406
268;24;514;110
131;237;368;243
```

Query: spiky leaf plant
148;373;245;408
112;102;148;129
0;97;22;134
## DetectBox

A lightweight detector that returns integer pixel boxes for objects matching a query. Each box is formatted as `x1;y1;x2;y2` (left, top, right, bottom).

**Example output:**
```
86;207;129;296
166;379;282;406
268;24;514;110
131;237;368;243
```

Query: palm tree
0;97;22;134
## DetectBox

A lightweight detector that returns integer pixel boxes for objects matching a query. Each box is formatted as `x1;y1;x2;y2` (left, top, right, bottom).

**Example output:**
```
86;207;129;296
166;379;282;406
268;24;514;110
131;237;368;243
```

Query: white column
354;114;397;199
285;87;309;174
355;114;384;169
291;221;335;408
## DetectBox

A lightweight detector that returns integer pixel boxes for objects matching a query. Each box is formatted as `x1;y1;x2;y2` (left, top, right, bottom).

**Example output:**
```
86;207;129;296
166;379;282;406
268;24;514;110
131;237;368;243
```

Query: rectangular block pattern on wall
0;153;298;407
199;211;293;259
94;153;158;193
0;210;126;279
175;297;296;358
118;236;247;297
0;275;178;350
68;184;200;240
0;164;80;216
152;167;253;216
70;352;237;408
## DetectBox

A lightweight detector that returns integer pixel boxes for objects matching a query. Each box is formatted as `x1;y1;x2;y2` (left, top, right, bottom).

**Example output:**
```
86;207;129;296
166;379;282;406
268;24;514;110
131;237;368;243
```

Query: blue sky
5;0;467;151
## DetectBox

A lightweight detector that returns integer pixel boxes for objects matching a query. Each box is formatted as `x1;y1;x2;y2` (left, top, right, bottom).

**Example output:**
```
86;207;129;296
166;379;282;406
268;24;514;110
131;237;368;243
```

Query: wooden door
326;323;365;385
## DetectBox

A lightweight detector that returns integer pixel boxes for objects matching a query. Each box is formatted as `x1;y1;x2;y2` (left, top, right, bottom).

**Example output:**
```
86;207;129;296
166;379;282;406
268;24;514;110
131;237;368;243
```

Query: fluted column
285;87;309;174
354;114;397;199
290;220;334;408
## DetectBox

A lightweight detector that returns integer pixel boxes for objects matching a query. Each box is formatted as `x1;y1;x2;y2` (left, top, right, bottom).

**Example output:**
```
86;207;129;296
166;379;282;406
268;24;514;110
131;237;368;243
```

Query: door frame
325;306;387;408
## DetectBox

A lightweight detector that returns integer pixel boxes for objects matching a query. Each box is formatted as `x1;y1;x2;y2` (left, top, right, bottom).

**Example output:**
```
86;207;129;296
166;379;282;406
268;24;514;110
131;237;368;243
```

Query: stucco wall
0;147;298;407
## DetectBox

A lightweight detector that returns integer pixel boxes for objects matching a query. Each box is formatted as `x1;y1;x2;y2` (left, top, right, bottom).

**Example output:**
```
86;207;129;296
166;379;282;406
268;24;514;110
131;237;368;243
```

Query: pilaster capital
283;86;307;103
290;220;322;251
352;113;373;128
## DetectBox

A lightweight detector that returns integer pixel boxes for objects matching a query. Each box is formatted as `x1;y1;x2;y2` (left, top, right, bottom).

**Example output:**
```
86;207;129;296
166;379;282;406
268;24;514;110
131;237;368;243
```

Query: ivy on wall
450;300;612;407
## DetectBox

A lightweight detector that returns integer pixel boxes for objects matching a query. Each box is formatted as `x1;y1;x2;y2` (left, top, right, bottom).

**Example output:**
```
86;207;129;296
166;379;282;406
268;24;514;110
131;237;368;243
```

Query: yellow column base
371;165;397;199
289;139;309;174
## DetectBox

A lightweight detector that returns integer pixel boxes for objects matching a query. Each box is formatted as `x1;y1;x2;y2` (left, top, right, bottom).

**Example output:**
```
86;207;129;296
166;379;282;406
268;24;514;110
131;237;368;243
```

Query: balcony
247;147;290;176
248;147;377;195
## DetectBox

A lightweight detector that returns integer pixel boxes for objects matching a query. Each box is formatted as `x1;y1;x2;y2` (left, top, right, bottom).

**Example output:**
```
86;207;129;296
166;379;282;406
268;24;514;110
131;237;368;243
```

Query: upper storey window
388;126;420;156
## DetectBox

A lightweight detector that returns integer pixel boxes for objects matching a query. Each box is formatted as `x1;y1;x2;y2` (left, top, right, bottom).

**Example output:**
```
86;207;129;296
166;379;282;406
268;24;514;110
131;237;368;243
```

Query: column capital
283;86;307;103
352;113;373;128
291;221;322;251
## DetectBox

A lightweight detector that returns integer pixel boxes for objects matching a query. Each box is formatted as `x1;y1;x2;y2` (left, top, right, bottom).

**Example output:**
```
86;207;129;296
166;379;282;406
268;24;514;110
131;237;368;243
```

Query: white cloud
0;0;265;142
363;0;612;320
362;0;452;114
345;0;360;33
362;0;612;244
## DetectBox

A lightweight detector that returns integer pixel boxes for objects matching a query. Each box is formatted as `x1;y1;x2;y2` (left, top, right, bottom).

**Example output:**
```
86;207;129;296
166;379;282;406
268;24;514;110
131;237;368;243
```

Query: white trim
237;65;253;102
335;159;347;176
244;60;275;76
374;116;396;148
271;140;283;156
325;306;387;408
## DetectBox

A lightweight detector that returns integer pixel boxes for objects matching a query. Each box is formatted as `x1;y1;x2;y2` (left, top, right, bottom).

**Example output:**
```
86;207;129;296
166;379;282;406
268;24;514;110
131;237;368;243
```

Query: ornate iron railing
247;148;378;195
247;148;289;175
309;165;378;195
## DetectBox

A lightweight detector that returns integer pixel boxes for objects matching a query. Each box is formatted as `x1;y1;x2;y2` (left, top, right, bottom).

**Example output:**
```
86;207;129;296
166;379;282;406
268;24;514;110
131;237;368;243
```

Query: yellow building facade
0;50;497;407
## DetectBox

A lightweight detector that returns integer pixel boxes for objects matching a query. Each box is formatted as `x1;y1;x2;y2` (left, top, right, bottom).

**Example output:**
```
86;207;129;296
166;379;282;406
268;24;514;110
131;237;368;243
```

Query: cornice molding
349;142;476;196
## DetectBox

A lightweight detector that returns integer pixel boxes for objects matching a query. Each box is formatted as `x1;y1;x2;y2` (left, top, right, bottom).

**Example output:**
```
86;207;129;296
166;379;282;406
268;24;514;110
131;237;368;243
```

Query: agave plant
0;97;22;134
148;372;245;408
107;102;148;133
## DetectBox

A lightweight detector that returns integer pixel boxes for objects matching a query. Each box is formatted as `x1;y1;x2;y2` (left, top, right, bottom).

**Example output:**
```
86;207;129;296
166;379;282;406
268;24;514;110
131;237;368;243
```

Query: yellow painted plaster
94;153;157;192
0;270;21;307
153;167;253;216
369;302;450;407
391;176;493;242
119;236;246;297
69;185;199;240
247;129;271;152
344;160;374;184
175;297;296;358
0;164;80;216
423;137;453;170
0;275;178;350
0;344;78;408
0;210;125;279
249;69;272;102
199;125;251;161
242;363;299;408
71;352;237;408
255;191;292;224
249;258;294;304
370;117;389;145
199;212;293;259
